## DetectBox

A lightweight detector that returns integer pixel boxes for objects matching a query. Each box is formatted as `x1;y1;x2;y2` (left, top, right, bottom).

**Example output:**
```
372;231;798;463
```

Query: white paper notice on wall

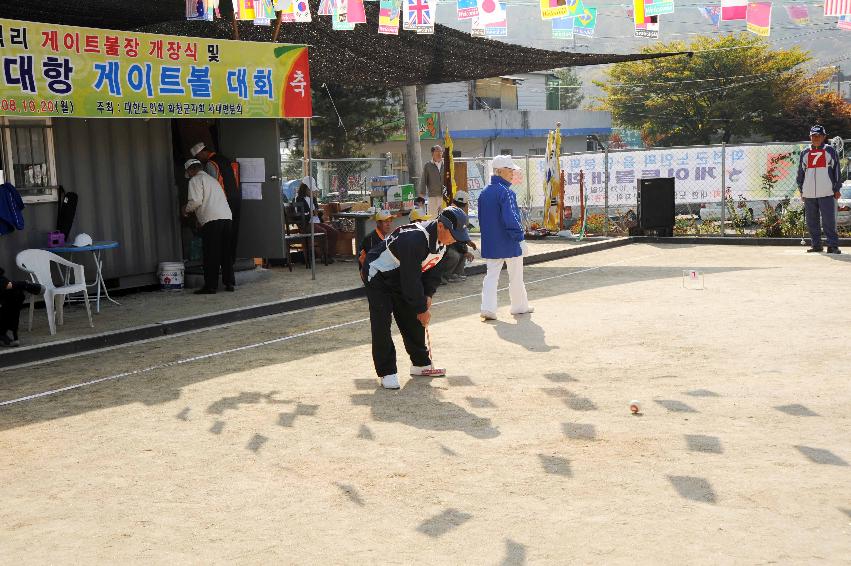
236;158;266;183
242;183;263;200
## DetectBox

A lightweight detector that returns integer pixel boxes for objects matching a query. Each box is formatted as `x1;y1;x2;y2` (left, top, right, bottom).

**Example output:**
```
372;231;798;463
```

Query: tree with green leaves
550;68;584;110
594;34;817;146
280;83;403;158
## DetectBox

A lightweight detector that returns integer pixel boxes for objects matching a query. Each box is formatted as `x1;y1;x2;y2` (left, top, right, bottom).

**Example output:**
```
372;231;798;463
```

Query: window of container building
0;117;59;203
545;76;561;110
470;78;518;110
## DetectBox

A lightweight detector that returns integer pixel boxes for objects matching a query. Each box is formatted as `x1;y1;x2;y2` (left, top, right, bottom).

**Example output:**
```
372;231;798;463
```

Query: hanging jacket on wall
0;183;25;235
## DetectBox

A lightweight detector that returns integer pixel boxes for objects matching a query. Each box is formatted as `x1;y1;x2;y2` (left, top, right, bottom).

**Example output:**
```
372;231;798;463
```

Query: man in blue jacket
478;155;533;321
796;125;843;254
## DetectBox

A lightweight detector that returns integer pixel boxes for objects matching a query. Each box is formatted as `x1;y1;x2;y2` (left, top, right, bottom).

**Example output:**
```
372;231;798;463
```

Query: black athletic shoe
826;246;842;254
225;285;235;292
194;288;216;295
806;247;823;253
0;333;12;347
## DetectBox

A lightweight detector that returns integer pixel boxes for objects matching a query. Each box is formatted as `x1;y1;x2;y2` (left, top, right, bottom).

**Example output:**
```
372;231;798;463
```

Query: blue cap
438;206;471;242
810;125;827;136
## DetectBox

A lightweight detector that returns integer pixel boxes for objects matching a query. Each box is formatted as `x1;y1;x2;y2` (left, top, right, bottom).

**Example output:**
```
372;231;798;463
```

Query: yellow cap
409;209;432;222
374;209;393;221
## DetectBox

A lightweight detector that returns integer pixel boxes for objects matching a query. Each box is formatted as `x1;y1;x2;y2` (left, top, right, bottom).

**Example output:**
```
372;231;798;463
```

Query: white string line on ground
0;251;657;408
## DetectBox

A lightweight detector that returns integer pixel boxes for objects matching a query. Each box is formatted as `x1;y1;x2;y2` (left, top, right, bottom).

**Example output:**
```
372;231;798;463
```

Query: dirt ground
1;243;849;564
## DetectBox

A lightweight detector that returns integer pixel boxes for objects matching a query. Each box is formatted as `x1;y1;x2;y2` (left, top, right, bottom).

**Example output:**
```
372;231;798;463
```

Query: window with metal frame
0;117;59;203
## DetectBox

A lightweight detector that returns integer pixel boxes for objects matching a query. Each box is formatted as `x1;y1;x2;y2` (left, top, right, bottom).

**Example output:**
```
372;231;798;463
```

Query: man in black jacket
0;267;42;347
362;208;470;389
191;142;241;258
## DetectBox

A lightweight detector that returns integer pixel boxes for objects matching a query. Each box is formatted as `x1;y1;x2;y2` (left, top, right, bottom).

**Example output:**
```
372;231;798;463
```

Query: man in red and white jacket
796;125;842;254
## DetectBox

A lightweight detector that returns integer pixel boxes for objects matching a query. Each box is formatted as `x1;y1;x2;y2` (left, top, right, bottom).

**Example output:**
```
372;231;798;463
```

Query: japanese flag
476;0;506;25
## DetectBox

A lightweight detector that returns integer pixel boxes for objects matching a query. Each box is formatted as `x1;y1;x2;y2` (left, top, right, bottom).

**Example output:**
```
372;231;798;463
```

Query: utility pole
401;86;422;190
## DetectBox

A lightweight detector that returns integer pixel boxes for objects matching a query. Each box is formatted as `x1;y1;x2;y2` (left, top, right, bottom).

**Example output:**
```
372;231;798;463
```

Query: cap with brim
184;158;201;178
492;154;521;171
810;125;827;136
410;209;432;222
439;207;471;242
374;209;393;221
453;190;469;204
190;142;206;157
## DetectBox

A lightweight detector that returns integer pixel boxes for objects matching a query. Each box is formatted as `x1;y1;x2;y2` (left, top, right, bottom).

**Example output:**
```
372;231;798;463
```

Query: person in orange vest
358;209;394;280
191;143;241;259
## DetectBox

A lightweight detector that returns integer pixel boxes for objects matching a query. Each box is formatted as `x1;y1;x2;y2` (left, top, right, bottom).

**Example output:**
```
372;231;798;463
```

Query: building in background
365;72;613;180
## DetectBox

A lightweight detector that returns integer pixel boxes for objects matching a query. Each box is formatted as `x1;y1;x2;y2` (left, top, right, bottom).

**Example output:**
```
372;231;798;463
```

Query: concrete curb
632;236;851;246
0;237;630;369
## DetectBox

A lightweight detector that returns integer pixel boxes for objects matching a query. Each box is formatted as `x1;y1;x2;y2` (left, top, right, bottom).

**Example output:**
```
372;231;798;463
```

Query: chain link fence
280;140;849;238
281;157;392;201
456;139;849;237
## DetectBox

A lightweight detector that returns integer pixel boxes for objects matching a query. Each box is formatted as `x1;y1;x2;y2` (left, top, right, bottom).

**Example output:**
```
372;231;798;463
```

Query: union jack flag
407;0;433;26
824;0;851;16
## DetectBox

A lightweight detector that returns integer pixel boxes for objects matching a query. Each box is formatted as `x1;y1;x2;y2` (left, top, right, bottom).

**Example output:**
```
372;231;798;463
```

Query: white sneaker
480;311;497;321
411;365;446;377
511;306;535;315
381;374;400;389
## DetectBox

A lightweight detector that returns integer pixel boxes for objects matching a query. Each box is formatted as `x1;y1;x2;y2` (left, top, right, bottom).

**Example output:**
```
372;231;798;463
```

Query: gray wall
1;118;181;288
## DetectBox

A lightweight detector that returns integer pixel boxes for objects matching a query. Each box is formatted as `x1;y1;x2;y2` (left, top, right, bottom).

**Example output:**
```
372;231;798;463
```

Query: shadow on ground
351;378;500;439
0;262;761;432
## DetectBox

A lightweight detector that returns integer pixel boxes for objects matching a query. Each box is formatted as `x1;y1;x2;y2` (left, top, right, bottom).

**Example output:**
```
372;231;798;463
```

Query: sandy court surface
1;243;849;564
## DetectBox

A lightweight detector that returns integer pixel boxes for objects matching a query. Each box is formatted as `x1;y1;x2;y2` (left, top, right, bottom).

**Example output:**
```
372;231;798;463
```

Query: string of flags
184;0;851;39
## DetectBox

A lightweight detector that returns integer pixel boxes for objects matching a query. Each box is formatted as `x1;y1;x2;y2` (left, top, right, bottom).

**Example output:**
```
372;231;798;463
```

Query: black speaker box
637;177;675;235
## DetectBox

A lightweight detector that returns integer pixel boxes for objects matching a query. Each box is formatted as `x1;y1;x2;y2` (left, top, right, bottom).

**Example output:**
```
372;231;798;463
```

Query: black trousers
0;287;25;339
366;278;431;377
228;198;241;259
202;219;235;290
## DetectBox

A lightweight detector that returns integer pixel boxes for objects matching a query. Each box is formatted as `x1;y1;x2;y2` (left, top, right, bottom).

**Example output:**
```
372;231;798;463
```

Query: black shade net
0;0;687;88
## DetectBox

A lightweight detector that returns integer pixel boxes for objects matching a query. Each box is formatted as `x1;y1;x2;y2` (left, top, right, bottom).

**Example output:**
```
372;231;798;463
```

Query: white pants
427;196;444;216
481;256;530;315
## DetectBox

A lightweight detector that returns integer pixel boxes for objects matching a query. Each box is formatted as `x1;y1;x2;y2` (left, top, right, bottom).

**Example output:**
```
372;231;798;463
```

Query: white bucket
157;262;185;291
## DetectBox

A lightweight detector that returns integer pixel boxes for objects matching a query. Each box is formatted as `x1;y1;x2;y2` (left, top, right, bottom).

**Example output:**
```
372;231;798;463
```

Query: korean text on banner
746;2;772;36
0;18;312;119
557;144;808;208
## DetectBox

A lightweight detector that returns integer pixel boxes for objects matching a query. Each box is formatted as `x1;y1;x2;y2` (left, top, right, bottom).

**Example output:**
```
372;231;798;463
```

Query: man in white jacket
183;159;235;294
796;125;842;254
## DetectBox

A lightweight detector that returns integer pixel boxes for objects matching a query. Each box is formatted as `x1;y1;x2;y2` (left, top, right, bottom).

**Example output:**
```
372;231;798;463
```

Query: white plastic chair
15;249;94;336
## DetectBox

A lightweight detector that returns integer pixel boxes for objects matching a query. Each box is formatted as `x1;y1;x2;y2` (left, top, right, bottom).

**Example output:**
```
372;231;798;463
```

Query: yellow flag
633;0;645;26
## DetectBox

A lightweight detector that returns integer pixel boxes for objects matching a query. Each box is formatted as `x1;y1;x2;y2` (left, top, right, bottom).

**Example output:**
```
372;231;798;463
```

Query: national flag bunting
721;0;748;20
552;15;576;38
824;0;851;16
746;2;772;36
379;0;402;34
699;6;722;26
457;0;479;20
785;4;809;24
575;6;597;37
